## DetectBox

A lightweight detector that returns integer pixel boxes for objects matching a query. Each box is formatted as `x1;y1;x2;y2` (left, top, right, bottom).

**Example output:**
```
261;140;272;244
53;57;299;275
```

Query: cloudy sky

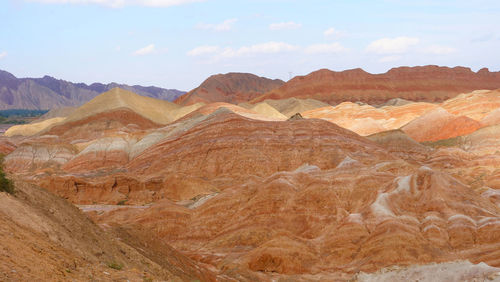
0;0;498;90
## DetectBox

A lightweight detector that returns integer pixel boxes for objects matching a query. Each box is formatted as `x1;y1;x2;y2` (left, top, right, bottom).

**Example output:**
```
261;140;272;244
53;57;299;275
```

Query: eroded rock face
301;89;500;141
0;137;17;155
253;66;500;105
302;101;437;136
441;89;500;120
402;107;482;142
21;110;392;204
4;142;76;173
92;165;500;277
126;111;393;180
355;261;500;282
36;173;218;204
62;137;135;173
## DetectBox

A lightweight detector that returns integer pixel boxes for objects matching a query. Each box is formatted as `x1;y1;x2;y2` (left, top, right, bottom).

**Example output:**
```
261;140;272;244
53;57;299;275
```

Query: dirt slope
0;180;214;281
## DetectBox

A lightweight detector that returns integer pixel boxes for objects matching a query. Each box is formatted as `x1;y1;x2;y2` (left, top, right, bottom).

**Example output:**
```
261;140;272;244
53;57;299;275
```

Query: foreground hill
253;65;500;105
0;69;184;110
174;72;284;105
0;181;214;281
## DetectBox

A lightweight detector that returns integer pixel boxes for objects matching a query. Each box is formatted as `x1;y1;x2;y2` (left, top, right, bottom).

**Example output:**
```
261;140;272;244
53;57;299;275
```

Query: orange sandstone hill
175;72;284;105
252;65;500;105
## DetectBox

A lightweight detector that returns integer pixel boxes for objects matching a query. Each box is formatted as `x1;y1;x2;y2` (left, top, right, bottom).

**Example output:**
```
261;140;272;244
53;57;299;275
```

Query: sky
0;0;499;91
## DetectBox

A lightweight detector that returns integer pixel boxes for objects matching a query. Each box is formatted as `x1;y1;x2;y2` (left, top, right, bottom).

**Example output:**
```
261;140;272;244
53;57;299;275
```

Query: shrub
107;262;123;270
0;154;13;194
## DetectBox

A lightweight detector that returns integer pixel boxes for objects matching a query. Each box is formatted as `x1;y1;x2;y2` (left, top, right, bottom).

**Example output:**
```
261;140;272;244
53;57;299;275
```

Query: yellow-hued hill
5;88;204;137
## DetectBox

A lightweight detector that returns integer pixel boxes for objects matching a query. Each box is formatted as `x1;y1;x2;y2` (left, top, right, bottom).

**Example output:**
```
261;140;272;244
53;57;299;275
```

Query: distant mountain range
0;70;185;110
175;66;500;107
252;66;500;105
3;65;500;110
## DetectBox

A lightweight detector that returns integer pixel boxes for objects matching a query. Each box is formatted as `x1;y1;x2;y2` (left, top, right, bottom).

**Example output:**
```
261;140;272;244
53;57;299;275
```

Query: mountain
252;65;500;105
0;70;185;110
174;72;284;105
4;87;500;279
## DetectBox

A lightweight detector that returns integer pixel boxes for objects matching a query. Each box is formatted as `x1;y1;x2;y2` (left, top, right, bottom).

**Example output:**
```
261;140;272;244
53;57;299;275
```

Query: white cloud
133;44;155;55
196;18;237;32
0;52;7;59
304;43;346;54
366;36;420;54
26;0;204;8
324;27;342;37
221;42;298;58
187;45;219;56
378;55;401;63
269;21;302;30
422;45;456;55
190;42;298;60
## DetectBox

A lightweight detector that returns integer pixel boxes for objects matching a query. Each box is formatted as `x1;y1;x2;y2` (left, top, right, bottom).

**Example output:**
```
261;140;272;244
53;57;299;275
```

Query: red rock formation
36;173;218;204
301;102;437;136
299;89;500;141
175;72;284;105
441;89;500;120
92;165;500;277
402;108;482;142
43;109;160;142
4;142;76;173
252;66;500;105
126;110;393;180
0;138;17;155
26;110;393;204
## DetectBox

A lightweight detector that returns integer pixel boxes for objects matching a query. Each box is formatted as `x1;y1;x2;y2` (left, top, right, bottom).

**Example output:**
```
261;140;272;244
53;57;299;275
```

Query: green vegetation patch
0;109;49;124
422;137;460;148
0;109;49;118
0;154;14;194
107;262;123;270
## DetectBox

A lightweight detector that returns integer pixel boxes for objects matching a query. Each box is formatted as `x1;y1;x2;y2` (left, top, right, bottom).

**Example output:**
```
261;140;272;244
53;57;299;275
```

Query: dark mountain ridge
0;70;185;110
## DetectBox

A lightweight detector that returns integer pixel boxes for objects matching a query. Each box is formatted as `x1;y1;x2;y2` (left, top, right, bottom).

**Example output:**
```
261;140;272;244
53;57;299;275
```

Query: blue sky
0;0;499;90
